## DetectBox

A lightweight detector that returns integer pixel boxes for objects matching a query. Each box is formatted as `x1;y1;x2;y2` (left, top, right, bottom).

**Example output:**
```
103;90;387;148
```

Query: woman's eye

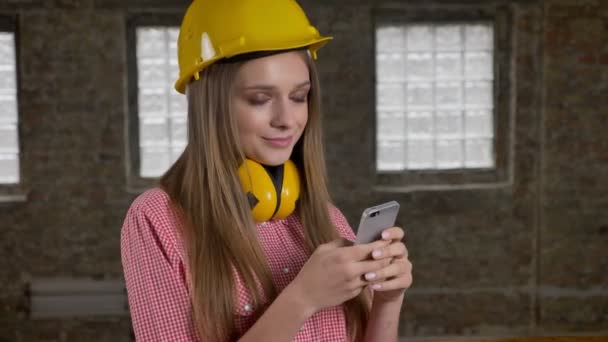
247;96;269;106
291;94;308;103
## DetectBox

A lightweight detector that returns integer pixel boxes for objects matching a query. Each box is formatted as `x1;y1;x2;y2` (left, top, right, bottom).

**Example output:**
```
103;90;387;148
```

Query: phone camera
370;211;379;217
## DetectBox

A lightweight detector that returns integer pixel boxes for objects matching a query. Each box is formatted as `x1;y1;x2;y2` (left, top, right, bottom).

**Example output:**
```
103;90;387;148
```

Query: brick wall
0;0;605;340
539;0;608;332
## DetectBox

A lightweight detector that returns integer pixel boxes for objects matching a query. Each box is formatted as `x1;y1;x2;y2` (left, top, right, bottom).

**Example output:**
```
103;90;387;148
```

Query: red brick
579;53;597;64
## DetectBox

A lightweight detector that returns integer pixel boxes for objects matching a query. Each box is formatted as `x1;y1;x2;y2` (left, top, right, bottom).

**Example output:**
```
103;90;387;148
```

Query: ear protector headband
237;159;300;222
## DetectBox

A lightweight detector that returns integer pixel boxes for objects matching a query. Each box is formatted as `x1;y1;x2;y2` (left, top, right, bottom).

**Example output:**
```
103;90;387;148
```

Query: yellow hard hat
174;0;332;94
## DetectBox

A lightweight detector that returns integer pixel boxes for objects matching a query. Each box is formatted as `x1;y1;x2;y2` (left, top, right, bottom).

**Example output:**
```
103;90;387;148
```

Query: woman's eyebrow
242;80;311;91
293;80;311;89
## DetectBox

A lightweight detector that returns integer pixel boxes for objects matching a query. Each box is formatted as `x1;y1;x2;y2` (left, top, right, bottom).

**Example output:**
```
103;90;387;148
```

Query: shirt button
282;267;290;274
244;304;252;312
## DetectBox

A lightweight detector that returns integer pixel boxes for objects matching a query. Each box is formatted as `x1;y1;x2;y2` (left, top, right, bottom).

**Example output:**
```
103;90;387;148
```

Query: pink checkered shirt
121;188;356;341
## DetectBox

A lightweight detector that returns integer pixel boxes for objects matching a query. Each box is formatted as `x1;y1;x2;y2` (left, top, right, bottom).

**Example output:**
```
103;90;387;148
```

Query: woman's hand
364;227;412;303
286;238;392;317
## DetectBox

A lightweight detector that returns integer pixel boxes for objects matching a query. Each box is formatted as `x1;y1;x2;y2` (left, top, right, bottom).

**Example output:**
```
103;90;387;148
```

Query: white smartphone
354;201;400;244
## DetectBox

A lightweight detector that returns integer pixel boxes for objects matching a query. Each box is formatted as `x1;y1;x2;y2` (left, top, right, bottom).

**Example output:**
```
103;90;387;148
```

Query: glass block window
136;27;187;178
376;23;495;171
0;32;19;184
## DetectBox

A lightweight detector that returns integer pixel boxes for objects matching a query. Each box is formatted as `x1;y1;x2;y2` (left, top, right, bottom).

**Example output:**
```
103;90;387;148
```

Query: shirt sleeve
121;202;199;341
328;204;357;242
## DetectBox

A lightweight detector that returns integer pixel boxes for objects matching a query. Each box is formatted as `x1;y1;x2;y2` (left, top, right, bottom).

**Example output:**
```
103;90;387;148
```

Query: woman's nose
270;98;296;128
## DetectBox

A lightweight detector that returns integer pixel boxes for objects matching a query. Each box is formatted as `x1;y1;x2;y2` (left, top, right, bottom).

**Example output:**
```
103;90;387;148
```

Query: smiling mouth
263;136;293;147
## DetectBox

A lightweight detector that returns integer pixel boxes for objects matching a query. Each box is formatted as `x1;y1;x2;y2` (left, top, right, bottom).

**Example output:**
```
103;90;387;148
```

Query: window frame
125;13;183;193
372;4;513;191
0;14;26;202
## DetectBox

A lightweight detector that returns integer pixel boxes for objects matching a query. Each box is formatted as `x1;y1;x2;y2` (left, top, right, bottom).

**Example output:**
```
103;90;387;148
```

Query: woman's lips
263;136;293;147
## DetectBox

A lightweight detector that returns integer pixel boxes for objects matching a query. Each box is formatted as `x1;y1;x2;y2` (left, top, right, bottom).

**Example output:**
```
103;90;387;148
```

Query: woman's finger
363;258;410;283
369;269;413;291
371;241;408;260
380;226;405;241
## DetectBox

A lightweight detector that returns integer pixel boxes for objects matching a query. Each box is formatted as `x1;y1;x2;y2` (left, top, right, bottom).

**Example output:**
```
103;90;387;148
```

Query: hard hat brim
174;36;332;94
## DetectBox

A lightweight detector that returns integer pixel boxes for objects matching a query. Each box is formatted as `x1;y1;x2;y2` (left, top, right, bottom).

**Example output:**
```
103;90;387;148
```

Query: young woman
121;1;413;341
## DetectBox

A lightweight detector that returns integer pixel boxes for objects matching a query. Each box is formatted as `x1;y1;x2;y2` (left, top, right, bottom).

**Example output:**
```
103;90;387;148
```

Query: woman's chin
248;152;293;166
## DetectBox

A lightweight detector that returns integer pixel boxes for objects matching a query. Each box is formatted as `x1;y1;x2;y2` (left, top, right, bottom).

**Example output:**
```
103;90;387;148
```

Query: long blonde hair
160;51;369;341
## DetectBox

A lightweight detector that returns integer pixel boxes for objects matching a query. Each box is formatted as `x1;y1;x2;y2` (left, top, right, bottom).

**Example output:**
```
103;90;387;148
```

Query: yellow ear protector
237;159;301;222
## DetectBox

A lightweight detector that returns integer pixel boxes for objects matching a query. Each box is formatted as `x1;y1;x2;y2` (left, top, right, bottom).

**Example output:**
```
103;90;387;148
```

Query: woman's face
232;51;310;166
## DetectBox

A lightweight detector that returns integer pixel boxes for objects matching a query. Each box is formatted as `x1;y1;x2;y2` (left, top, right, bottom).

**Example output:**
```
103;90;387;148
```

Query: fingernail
372;250;382;258
382;232;390;240
365;272;377;280
372;284;382;290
